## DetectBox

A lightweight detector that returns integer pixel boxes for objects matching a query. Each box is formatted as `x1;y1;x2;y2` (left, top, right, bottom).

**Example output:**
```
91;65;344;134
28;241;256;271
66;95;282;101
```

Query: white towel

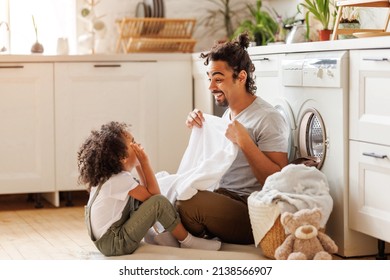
157;114;238;203
248;164;333;246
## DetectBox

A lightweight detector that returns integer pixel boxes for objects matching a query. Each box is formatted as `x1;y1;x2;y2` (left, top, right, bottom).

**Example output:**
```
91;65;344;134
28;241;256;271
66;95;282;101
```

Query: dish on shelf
153;0;160;17
160;0;165;17
142;0;164;18
144;0;155;17
353;31;390;38
135;2;151;18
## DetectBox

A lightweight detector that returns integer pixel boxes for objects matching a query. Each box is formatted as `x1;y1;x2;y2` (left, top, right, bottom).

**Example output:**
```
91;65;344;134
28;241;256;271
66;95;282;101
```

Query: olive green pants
90;194;181;256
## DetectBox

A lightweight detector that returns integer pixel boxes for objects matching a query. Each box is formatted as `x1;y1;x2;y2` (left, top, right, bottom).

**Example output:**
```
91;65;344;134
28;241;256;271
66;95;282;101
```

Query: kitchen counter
2;36;389;63
248;36;390;56
0;53;192;62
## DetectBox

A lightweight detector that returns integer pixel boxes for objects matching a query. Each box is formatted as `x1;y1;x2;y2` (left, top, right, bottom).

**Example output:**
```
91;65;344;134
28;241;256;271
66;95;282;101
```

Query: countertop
0;52;192;63
248;36;390;56
1;36;389;63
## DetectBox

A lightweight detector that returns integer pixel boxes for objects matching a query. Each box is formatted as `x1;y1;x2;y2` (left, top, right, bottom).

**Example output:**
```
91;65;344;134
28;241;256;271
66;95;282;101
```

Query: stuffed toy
274;208;338;260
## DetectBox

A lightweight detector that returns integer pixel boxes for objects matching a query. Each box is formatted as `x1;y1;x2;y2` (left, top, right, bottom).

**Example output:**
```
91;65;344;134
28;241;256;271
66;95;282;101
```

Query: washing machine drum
298;108;327;170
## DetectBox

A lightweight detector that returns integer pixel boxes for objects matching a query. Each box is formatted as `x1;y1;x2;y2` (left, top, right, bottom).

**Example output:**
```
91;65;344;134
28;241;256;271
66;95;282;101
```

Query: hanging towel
157;114;238;203
248;164;333;246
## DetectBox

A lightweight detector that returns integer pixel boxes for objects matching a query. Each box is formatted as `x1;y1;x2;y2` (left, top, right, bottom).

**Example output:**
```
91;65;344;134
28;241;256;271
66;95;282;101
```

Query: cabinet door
55;62;158;191
253;54;282;104
156;60;192;173
349;140;390;243
349;50;390;145
0;63;55;194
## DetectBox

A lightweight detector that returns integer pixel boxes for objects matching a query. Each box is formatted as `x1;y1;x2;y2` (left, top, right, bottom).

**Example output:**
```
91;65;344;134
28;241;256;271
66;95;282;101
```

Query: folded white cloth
248;164;333;246
157;114;238;203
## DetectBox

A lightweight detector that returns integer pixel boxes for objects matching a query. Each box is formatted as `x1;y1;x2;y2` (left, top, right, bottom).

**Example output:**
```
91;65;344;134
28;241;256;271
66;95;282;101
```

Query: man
175;32;289;245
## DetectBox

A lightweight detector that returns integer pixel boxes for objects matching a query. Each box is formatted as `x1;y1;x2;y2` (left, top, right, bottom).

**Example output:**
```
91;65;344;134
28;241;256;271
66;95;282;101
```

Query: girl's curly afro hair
77;121;131;191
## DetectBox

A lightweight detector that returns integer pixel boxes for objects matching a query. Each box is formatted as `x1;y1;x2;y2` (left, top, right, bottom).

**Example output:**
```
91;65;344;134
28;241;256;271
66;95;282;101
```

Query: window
5;0;75;54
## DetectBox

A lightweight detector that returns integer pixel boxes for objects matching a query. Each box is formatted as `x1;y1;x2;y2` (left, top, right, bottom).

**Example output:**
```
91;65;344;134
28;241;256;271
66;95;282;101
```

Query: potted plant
199;0;248;41
297;0;334;41
31;15;44;53
232;0;278;46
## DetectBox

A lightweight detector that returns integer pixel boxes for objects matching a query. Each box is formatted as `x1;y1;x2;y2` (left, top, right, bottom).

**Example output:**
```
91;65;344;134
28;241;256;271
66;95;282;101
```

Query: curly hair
200;32;257;95
77;121;131;191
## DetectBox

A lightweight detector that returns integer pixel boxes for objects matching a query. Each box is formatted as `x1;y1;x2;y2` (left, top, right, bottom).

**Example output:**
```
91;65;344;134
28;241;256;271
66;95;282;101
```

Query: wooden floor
0;192;385;260
0;192;102;260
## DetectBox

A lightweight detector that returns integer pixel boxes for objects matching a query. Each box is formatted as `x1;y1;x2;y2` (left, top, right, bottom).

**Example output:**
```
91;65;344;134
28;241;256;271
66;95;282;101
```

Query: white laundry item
248;164;333;246
247;197;280;247
157;114;238;203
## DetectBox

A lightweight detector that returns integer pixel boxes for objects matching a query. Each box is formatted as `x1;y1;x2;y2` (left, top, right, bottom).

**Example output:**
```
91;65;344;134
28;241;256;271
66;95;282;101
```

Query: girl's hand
130;143;149;166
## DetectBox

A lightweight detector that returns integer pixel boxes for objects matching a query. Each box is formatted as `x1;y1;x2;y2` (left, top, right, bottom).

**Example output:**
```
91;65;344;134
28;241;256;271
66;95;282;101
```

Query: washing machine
279;50;382;257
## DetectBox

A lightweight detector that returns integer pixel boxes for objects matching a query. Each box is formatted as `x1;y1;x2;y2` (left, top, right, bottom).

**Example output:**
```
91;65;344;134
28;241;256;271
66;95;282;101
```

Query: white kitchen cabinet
252;53;283;103
0;63;56;204
349;49;390;145
155;60;192;172
349;49;390;257
349;141;390;243
54;60;192;193
54;62;159;192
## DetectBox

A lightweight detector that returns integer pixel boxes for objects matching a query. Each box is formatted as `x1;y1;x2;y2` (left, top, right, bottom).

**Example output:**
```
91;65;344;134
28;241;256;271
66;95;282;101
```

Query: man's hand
225;120;251;147
186;109;205;129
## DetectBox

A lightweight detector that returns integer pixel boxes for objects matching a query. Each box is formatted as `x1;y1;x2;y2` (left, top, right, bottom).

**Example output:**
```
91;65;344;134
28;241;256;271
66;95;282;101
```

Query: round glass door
275;104;296;163
298;108;327;169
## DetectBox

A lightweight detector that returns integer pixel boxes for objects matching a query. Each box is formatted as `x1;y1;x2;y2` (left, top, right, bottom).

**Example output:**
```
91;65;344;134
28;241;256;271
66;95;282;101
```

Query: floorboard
0;192;384;260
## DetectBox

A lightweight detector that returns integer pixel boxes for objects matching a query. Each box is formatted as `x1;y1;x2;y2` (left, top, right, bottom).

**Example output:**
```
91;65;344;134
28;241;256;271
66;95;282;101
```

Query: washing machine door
298;108;327;169
274;99;296;163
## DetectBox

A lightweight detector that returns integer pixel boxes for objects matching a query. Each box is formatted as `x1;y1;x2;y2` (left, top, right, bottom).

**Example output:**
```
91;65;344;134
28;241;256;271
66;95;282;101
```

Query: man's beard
213;91;229;107
215;98;229;107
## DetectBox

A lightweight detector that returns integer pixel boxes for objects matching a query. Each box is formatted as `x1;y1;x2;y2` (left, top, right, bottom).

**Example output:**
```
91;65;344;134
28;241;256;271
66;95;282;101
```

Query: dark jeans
176;188;254;245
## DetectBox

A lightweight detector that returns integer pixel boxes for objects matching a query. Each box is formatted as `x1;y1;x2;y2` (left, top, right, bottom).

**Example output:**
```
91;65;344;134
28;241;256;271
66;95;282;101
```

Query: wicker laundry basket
258;157;322;259
259;214;326;259
259;215;286;259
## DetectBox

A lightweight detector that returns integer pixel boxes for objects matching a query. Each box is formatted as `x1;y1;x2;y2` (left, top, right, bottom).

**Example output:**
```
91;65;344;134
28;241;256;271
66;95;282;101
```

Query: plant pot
31;41;44;53
318;29;332;41
338;22;360;39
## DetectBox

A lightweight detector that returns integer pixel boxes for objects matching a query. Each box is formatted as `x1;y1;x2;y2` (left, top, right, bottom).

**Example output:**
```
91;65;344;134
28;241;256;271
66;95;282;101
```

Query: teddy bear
274;207;338;260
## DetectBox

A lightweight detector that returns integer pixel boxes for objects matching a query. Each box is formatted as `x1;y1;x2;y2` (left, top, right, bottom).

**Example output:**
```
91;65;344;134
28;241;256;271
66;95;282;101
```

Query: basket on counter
115;18;196;53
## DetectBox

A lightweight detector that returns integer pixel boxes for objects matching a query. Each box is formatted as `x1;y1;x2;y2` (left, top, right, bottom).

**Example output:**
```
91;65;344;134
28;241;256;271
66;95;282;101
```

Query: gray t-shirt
219;97;289;196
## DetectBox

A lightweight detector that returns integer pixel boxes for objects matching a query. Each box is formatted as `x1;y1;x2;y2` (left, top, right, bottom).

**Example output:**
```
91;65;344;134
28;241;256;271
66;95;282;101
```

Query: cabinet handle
362;57;389;62
362;152;388;159
0;65;24;69
93;64;121;68
253;57;270;61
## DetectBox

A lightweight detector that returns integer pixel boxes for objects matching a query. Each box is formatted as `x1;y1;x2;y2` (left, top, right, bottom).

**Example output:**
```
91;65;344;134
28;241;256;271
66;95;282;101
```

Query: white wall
3;0;388;54
77;0;301;53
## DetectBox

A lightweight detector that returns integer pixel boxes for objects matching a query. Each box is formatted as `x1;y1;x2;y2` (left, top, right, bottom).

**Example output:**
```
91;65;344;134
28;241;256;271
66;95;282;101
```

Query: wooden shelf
115;18;197;53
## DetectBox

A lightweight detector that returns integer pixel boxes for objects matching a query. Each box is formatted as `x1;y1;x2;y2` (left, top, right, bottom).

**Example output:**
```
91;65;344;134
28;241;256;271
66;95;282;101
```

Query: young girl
78;121;221;256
